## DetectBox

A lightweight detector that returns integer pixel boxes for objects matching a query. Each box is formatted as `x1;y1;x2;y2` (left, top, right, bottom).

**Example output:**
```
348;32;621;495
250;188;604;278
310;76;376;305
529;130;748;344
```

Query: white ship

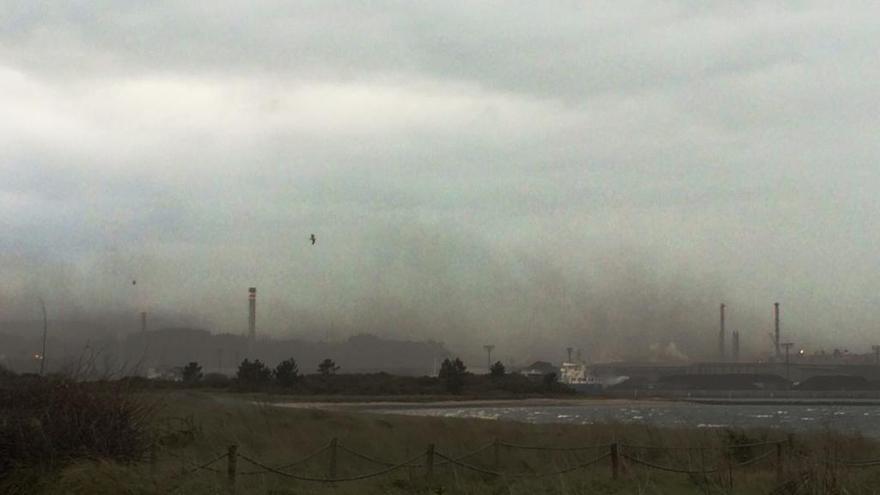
559;361;602;393
560;361;629;392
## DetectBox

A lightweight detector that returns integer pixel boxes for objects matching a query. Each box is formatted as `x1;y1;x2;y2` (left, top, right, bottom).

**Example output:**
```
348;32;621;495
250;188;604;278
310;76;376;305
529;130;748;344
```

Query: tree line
177;356;565;395
181;357;340;387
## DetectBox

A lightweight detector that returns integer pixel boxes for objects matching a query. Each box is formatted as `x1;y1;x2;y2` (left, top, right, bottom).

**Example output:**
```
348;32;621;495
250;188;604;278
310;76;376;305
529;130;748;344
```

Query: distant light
33;353;43;360
799;349;805;356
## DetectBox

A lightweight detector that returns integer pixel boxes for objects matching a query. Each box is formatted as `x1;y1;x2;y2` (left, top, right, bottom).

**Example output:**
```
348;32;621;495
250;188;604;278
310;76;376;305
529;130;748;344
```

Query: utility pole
719;303;726;361
38;298;48;376
732;331;740;362
248;288;257;342
248;287;256;358
774;303;781;360
483;345;495;371
781;342;794;382
139;311;148;377
872;345;880;366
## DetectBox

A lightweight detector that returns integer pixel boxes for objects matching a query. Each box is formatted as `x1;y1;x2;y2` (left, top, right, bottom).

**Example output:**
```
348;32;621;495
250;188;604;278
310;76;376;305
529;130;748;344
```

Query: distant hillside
0;318;452;376
124;330;450;376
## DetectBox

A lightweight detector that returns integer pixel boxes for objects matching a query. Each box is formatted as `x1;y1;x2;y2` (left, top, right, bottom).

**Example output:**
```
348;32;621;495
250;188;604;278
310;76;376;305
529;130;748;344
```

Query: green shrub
0;376;154;477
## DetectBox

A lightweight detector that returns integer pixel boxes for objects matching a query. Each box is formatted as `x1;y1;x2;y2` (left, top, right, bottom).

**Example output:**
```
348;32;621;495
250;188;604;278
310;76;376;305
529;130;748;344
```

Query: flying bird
310;234;316;245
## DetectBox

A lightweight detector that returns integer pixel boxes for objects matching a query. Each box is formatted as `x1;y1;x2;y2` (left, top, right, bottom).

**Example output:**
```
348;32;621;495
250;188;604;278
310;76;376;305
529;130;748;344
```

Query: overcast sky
2;2;879;362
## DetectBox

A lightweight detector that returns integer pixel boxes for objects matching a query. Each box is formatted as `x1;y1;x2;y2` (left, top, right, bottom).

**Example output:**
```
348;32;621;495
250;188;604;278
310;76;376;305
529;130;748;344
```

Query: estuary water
364;401;880;437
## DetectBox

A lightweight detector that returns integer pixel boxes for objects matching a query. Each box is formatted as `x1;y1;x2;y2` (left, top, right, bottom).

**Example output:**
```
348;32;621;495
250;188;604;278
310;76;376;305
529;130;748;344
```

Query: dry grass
13;390;880;494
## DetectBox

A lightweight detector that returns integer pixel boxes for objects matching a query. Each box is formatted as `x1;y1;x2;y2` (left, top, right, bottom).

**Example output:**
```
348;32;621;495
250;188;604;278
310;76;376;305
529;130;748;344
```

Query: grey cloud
4;3;876;99
1;2;879;362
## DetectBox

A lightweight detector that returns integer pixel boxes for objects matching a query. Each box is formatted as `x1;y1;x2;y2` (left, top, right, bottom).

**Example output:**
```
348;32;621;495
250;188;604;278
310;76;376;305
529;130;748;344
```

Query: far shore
255;394;880;410
263;396;675;410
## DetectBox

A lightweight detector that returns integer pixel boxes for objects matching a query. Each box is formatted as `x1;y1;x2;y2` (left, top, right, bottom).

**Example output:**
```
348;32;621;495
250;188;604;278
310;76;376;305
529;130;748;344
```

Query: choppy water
367;402;880;437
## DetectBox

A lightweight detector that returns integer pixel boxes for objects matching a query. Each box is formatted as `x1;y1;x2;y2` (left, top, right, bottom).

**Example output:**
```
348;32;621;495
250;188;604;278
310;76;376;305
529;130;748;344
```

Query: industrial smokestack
248;287;257;342
719;303;726;361
732;331;740;362
483;344;495;370
774;302;781;360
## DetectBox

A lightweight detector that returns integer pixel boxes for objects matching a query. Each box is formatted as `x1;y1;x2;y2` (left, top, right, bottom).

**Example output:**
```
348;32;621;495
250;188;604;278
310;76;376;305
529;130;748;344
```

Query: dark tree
237;359;272;385
439;357;467;393
0;363;15;380
181;361;202;383
543;372;558;389
489;361;506;379
317;358;340;376
274;358;300;387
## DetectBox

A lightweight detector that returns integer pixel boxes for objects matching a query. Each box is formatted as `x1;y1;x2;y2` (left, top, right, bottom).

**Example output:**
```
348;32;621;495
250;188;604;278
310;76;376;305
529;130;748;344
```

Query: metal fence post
610;443;620;480
328;437;338;481
425;443;435;487
227;445;238;494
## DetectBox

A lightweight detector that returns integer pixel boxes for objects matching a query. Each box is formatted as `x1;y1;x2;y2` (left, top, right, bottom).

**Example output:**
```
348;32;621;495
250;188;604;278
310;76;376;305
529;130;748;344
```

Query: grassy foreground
12;390;880;494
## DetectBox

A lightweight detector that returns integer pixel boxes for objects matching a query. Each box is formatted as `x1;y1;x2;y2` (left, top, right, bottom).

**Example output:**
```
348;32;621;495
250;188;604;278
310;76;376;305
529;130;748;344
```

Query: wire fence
150;436;880;492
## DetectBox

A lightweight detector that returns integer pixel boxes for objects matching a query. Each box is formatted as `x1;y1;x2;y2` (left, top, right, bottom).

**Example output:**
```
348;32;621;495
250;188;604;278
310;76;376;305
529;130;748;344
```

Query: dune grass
16;390;880;494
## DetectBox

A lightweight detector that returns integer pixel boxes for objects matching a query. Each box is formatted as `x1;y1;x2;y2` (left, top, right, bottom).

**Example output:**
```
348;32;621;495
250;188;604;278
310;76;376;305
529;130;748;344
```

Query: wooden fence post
493;438;500;470
727;456;734;491
699;448;708;484
149;443;158;476
610;443;620;480
823;445;832;487
776;442;784;483
425;443;435;487
227;445;237;494
328;437;338;481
